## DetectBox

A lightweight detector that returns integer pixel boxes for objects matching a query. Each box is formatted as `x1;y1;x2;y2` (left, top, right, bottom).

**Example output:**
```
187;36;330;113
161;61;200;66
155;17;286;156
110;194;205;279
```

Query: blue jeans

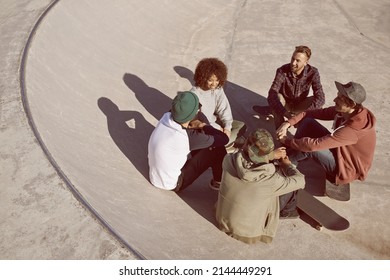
288;118;337;183
279;190;298;214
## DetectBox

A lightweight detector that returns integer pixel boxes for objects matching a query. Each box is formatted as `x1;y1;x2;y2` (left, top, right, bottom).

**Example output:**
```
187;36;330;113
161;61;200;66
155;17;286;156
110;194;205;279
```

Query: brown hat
335;81;366;104
244;128;275;164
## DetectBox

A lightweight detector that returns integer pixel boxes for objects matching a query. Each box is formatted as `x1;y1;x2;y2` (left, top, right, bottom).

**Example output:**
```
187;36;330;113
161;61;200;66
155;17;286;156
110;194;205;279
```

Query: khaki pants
227;120;246;146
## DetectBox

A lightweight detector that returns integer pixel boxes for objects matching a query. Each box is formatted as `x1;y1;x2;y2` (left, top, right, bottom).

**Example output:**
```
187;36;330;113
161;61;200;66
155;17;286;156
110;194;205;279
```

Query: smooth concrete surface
0;0;139;259
2;0;390;259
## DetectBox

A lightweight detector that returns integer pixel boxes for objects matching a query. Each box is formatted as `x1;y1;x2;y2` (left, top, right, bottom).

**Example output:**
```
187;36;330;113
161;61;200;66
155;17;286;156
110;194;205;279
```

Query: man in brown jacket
216;129;304;244
277;81;376;201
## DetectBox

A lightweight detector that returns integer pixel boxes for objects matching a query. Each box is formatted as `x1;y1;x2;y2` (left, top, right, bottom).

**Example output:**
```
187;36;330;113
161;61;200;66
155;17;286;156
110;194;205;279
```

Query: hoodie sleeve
188;125;229;150
214;88;233;130
285;107;358;151
285;125;358;152
287;107;338;127
272;164;305;196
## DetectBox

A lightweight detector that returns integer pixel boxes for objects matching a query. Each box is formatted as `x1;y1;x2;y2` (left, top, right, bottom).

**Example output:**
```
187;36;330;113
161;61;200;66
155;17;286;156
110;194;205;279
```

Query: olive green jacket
216;152;304;244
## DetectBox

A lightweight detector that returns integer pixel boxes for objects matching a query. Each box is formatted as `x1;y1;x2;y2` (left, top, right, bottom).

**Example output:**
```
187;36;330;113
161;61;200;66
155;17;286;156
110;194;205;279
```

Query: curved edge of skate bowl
23;0;390;259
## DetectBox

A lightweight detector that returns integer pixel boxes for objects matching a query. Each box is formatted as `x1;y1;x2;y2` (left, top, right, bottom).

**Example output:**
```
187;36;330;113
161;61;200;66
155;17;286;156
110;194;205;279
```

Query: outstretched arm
187;120;229;150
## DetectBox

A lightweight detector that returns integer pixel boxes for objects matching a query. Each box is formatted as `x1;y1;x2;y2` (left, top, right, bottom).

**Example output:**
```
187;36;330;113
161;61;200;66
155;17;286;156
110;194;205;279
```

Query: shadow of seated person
123;73;172;121
98;97;154;180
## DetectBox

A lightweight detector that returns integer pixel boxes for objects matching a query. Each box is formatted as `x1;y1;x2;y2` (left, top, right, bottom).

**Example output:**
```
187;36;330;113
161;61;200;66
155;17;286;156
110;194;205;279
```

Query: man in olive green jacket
216;129;305;244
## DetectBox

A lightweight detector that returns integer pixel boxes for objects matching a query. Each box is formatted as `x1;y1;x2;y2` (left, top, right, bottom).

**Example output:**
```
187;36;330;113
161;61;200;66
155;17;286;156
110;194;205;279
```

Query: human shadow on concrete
123;73;171;121
176;172;221;225
122;72;218;222
98;97;153;180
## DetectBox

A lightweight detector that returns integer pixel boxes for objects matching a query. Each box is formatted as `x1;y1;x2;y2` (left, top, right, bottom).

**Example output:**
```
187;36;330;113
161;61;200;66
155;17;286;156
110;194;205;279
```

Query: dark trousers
174;146;227;192
288;118;337;183
279;191;298;214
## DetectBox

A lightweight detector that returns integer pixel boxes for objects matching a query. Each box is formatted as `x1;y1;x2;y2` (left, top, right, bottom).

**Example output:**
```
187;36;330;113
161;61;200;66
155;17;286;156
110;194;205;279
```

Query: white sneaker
225;145;238;153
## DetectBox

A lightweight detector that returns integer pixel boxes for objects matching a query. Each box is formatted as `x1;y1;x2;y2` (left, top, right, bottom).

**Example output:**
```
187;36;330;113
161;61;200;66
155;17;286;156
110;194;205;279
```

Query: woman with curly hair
191;58;246;158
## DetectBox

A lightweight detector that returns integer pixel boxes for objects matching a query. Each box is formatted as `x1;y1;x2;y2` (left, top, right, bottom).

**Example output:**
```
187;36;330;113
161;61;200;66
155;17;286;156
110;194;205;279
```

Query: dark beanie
171;91;199;123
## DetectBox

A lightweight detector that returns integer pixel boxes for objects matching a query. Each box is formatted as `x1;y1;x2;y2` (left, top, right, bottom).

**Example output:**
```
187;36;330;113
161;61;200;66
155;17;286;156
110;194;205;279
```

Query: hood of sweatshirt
347;107;376;131
159;112;187;134
233;151;276;183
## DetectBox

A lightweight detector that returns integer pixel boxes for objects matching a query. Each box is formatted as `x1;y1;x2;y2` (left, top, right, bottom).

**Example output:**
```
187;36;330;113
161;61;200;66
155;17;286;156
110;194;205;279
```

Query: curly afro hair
194;58;228;90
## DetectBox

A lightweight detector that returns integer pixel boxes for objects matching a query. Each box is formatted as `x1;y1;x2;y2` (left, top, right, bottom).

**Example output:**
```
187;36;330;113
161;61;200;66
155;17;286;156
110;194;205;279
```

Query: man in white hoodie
148;91;229;191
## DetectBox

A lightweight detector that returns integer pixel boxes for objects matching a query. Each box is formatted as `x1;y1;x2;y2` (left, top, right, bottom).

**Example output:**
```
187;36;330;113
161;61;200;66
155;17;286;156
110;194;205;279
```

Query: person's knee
299;117;316;127
295;117;316;132
214;146;227;159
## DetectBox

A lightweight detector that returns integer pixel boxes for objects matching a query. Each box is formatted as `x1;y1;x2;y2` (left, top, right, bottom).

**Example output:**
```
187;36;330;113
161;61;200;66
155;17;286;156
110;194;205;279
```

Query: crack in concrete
333;0;390;51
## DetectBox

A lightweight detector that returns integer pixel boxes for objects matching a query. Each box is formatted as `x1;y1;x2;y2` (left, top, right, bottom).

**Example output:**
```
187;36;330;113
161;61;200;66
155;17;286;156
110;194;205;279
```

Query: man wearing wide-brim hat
277;81;376;201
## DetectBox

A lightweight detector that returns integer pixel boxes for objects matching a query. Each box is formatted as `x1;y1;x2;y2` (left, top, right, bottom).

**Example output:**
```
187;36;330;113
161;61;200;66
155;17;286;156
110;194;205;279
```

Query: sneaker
279;209;300;219
209;179;221;191
253;107;273;121
252;105;272;115
325;182;350;201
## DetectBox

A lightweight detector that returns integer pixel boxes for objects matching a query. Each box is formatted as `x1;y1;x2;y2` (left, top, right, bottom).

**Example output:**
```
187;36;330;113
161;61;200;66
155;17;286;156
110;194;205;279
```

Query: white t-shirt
148;112;190;190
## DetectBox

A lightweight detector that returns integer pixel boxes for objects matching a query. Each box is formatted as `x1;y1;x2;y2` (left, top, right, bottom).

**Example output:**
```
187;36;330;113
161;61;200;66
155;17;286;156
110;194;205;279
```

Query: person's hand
273;147;287;160
279;134;293;145
276;121;291;140
278;135;287;144
284;111;294;119
279;155;292;166
223;128;231;138
188;120;206;129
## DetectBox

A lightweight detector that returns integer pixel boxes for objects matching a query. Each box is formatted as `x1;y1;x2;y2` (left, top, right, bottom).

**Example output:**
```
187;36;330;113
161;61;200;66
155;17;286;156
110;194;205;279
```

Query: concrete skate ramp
24;0;390;259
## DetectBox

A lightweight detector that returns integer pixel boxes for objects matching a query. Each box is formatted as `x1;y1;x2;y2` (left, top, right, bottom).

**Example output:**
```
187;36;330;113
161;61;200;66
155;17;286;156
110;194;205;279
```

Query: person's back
216;129;304;244
148;112;189;189
338;106;376;183
148;91;229;191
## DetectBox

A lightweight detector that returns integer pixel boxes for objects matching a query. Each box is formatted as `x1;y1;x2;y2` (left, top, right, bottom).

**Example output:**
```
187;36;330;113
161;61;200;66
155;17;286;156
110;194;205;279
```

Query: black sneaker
252;105;272;115
325;182;350;201
252;106;274;121
280;209;300;219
